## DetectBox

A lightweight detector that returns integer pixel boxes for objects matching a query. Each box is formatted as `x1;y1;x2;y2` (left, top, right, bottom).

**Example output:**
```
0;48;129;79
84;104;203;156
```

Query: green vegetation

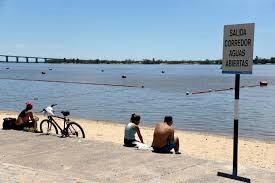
46;57;275;65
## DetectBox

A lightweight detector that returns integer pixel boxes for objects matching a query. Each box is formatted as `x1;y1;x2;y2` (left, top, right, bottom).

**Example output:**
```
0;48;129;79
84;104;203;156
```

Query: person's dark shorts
152;143;176;153
14;121;35;131
124;139;137;147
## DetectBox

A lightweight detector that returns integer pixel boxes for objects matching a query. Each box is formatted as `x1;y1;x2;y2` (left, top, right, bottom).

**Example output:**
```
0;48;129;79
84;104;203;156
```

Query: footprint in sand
64;166;72;170
61;164;72;170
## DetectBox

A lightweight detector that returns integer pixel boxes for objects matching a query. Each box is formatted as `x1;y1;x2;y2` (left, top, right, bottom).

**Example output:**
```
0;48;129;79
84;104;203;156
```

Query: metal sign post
233;74;240;176
217;23;255;183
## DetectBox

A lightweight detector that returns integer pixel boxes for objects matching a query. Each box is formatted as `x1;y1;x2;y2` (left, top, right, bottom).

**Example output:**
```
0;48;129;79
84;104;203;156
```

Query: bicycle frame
47;115;70;135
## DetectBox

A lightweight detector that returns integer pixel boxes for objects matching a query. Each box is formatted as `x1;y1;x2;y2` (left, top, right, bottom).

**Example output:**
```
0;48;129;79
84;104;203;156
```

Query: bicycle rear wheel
40;119;58;135
66;122;85;138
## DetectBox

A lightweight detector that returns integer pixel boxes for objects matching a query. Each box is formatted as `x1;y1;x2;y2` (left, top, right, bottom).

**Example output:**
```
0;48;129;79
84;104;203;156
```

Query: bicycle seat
61;111;70;116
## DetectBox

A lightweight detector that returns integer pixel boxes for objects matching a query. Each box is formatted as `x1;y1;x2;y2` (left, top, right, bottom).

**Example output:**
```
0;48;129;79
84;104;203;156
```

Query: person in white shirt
124;113;144;147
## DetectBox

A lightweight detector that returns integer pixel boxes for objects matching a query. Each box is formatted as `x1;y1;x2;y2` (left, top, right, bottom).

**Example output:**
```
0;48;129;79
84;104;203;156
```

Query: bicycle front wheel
40;119;58;135
66;122;85;138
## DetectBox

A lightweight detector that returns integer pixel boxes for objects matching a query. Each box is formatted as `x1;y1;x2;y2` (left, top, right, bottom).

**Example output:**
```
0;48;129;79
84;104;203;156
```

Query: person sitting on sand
15;102;39;132
124;113;144;147
152;116;181;154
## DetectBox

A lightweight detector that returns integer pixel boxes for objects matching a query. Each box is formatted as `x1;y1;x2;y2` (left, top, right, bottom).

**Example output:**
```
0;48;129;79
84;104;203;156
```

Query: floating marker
186;91;190;95
260;81;268;86
121;75;127;78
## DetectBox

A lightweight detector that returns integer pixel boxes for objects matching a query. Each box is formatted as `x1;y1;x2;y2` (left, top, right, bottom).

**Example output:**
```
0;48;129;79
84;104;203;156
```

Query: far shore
1;110;275;171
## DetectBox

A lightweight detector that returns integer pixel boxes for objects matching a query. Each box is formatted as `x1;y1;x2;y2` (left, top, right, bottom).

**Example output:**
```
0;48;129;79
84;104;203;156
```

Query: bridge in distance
0;54;62;63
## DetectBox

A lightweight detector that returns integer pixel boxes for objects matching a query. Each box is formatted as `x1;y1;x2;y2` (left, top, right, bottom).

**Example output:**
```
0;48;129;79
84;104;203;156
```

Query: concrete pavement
0;130;274;183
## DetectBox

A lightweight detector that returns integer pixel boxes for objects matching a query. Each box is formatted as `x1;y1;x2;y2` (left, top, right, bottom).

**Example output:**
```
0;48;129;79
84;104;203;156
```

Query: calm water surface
0;63;274;140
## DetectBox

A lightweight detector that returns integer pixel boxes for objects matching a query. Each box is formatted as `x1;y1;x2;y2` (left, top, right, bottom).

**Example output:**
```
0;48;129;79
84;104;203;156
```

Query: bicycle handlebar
39;104;57;113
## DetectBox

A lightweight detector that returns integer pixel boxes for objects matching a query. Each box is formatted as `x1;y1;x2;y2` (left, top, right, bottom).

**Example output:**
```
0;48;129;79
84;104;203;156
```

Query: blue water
0;63;275;140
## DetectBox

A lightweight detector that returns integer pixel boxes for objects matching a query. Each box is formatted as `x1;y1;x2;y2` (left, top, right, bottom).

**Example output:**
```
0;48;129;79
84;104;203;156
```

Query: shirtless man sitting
15;102;39;132
152;116;181;154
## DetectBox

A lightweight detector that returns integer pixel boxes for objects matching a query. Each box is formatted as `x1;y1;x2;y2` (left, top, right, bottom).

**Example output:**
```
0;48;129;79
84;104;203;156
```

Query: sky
0;0;275;60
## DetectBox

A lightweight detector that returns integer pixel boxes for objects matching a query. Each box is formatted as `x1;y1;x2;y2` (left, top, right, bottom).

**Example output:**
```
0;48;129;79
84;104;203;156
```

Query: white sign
222;23;255;74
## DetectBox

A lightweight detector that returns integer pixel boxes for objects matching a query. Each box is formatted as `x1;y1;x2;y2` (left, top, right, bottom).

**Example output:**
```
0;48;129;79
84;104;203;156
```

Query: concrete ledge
0;130;274;182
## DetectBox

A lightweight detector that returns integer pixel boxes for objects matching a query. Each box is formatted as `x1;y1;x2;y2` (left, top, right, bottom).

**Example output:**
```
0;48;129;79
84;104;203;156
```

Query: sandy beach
1;110;275;171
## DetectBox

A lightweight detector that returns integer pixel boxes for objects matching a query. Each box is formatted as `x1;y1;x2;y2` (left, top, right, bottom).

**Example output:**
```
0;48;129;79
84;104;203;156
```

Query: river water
0;63;274;140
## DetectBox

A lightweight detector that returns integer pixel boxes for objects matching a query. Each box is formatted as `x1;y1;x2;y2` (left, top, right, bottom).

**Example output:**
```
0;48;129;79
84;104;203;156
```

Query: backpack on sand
2;118;16;130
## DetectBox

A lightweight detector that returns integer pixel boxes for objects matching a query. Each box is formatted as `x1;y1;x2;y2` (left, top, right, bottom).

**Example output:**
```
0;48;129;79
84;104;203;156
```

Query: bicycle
40;104;85;138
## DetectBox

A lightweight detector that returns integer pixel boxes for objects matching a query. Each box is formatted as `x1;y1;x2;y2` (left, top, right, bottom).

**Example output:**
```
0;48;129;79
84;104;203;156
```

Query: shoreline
50;112;275;143
1;110;275;171
2;110;274;143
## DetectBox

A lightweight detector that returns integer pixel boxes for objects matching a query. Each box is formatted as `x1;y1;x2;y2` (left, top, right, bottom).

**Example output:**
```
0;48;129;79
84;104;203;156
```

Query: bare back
16;110;35;125
152;122;174;148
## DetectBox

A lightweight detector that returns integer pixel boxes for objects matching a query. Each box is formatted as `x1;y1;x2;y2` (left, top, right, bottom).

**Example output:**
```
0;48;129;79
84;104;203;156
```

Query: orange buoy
260;81;268;86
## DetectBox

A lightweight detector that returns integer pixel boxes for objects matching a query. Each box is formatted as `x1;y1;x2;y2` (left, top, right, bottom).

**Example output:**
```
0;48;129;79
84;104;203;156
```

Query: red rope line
0;77;143;88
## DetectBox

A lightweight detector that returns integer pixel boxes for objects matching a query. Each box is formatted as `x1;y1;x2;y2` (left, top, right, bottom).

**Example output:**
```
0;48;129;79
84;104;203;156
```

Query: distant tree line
254;56;275;64
46;57;275;65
